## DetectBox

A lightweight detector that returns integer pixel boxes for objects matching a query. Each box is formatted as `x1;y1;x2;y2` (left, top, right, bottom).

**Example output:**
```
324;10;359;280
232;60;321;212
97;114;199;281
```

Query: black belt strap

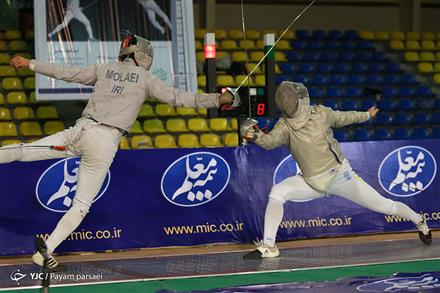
87;118;128;136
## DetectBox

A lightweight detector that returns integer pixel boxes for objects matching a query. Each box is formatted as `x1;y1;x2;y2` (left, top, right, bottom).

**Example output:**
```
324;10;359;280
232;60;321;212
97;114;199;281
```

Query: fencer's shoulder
313;104;332;114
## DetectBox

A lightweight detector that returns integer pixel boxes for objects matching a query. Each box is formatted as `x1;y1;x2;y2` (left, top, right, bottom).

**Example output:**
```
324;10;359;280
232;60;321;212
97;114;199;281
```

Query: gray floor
1;238;439;290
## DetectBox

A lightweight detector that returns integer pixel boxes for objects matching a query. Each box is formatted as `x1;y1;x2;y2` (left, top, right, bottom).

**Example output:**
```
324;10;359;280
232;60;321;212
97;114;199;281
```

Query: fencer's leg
149;1;172;29
74;10;96;40
146;9;165;34
48;10;73;37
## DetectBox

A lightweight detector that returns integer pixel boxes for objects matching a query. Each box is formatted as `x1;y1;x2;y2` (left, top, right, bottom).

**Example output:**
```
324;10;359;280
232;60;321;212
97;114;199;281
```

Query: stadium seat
401;73;416;84
421;32;435;40
154;134;177;148
275;40;292;50
279;29;295;39
228;29;243;40
214;29;228;40
245;30;260;40
333;130;349;142
326;87;342;98
0;65;16;77
239;40;255;49
224;132;239;146
393;112;413;125
178;133;200;148
155;104;177;116
398;86;415;97
227;118;238;131
354;128;372;141
176;107;197;116
20;122;42;136
339;51;356;62
346;87;362;98
200;133;223;147
4;30;21;39
0;41;8;51
417;86;433;97
329;75;347;85
375;31;389;40
380;100;398;111
420;52;435;62
404;52;419;62
0;53;10;64
9;40;27;51
398;99;417;110
232;51;248;62
0;93;4;105
188;118;210;132
323;99;339;109
434;74;440;84
2;77;22;90
119;137;130;149
209;118;228;131
138;104;155;118
405;40;420;50
0;108;11;120
333;63;349;72
434;63;440;72
1;139;21;146
255;75;265;86
275;52;287;62
298;63;314;73
374;112;392;125
432;112;440;124
311;75;328;85
421;40;436;50
418;62;434;73
406;32;420;40
308;87;324;98
366;74;382;84
35;106;58;119
246;63;263;74
195;29;207;39
198;108;207;116
24;77;35;90
434;127;440;138
217;75;235;87
344;30;359;39
197;75;206;88
374;128;393;140
418;99;434;110
361;100;376;111
13;107;35;120
196;52;204;62
166;118;188;132
131;135;153;149
17;68;34;77
221;40;237;49
235;75;255;86
391;31;405;40
342;100;360;111
382;86;398;98
250;51;264;62
143;119;165;133
328;30;343;39
7;91;27;104
359;30;374;39
44;121;64;135
0;122;17;136
394;128;412;140
412;128;431;139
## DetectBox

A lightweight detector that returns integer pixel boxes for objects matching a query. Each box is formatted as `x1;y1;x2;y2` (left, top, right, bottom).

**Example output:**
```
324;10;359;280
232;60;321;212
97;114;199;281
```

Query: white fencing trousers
263;160;422;247
0;118;121;252
49;8;94;38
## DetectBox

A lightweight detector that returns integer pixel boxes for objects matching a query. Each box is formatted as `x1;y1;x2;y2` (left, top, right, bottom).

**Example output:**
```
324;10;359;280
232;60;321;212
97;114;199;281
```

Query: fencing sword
0;145;67;151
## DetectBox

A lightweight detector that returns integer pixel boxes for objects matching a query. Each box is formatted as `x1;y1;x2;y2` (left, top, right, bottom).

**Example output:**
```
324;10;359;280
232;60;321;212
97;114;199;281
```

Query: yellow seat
43;121;64;135
195;29;207;39
256;40;265;49
196;51;205;62
390;40;404;50
0;122;17;136
276;40;292;50
224;132;239;146
418;62;434;73
229;29;243;40
131;135;153;149
420;51;435;62
0;65;16;77
239;40;255;49
231;51;248;62
255;74;265;86
0;41;7;51
143;119;165;133
406;40;420;50
188;118;210;132
9;41;27;51
178;133;200;148
434;74;440;84
391;31;405;40
279;29;295;39
235;75;255;87
406;32;420;40
0;93;4;105
421;32;435;40
197;75;206;88
359;30;374;39
7;91;27;104
25;30;34;40
200;133;223;147
421;40;436;50
195;40;202;50
214;29;227;40
37;106;59;119
154;134;177;148
217;75;234;87
275;64;282;74
0;53;10;64
20;122;42;136
434;63;440;72
13;107;35;120
437;52;440;61
1;139;21;146
250;51;264;62
246;63;263;74
17;68;34;77
228;118;238;130
119;137;130;149
221;40;237;50
198;108;207;116
24;77;35;90
128;120;143;134
0;108;11;120
275;51;287;62
246;30;260;40
4;30;21;40
2;78;23;90
374;31;389;40
176;107;197;116
138;104;155;118
155;104;177;116
29;91;36;103
166;118;188;132
404;51;419;62
209;118;228;131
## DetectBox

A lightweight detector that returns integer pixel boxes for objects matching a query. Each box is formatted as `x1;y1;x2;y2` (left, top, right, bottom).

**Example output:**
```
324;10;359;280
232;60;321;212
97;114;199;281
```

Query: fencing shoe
243;243;279;259
32;238;67;272
417;220;432;245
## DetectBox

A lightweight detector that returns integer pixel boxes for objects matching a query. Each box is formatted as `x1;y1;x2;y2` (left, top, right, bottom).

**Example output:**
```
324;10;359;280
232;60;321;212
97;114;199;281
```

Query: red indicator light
204;44;216;59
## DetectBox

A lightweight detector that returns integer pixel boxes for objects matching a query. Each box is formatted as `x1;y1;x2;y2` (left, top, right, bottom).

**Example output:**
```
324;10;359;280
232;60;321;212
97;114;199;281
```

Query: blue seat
307;40;324;49
413;112;431;125
435;100;440;110
338;51;356;62
328;30;343;39
325;40;342;50
374;112;392;125
323;99;339;109
291;40;307;50
279;63;296;73
293;74;310;84
386;63;401;73
347;75;366;84
342;100;361;111
311;74;329;85
398;98;417;110
356;51;373;61
433;127;440;138
361;99;376;110
382;86;398;98
321;51;338;62
346;87;362;98
350;63;368;73
329;74;347;84
317;63;334;73
295;30;310;39
298;63;315;73
368;63;386;72
383;74;400;84
380;99;398;111
286;51;305;62
312;30;327;39
417;99;434;110
412;128;431;139
401;73;417;84
327;87;343;98
416;86;433;97
344;30;359;39
304;51;322;62
308;87;325;98
343;40;358;49
393;112;413;125
354;128;372;141
334;63;350;73
374;128;393;140
359;40;373;49
333;129;349;142
394;128;412;140
399;86;415;97
432;112;440;124
366;74;383;84
373;51;386;61
276;75;289;85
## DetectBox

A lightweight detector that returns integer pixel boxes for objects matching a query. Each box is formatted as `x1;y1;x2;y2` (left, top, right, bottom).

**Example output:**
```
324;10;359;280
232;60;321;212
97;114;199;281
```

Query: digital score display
215;87;269;118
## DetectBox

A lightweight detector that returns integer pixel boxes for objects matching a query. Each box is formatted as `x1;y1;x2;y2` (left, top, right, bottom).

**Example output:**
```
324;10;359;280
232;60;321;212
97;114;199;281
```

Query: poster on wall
33;0;197;100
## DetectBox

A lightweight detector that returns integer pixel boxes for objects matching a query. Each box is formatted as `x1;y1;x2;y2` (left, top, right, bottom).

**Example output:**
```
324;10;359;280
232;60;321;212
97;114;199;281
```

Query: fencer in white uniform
137;0;172;34
5;33;237;270
242;81;432;259
48;0;97;41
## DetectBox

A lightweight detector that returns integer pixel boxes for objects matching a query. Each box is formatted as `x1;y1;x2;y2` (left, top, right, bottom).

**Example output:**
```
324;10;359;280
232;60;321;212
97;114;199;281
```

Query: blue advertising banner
0;140;439;256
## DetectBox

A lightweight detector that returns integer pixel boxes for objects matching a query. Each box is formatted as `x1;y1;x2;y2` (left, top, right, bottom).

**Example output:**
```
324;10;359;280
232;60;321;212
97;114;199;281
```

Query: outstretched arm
328;106;378;128
145;71;233;108
10;56;97;86
245;119;289;150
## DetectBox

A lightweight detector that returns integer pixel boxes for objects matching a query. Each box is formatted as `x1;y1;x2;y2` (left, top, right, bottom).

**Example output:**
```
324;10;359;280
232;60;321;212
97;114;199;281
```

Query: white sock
45;207;84;253
392;201;423;225
263;198;284;247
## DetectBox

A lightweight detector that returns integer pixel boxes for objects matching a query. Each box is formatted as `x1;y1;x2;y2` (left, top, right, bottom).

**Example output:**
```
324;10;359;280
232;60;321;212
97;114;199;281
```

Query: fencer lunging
5;33;237;271
242;81;432;259
137;0;172;34
48;0;97;41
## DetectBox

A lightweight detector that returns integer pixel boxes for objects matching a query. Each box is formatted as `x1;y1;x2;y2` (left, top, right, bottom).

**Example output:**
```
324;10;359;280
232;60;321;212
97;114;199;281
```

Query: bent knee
269;185;287;203
71;199;91;218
